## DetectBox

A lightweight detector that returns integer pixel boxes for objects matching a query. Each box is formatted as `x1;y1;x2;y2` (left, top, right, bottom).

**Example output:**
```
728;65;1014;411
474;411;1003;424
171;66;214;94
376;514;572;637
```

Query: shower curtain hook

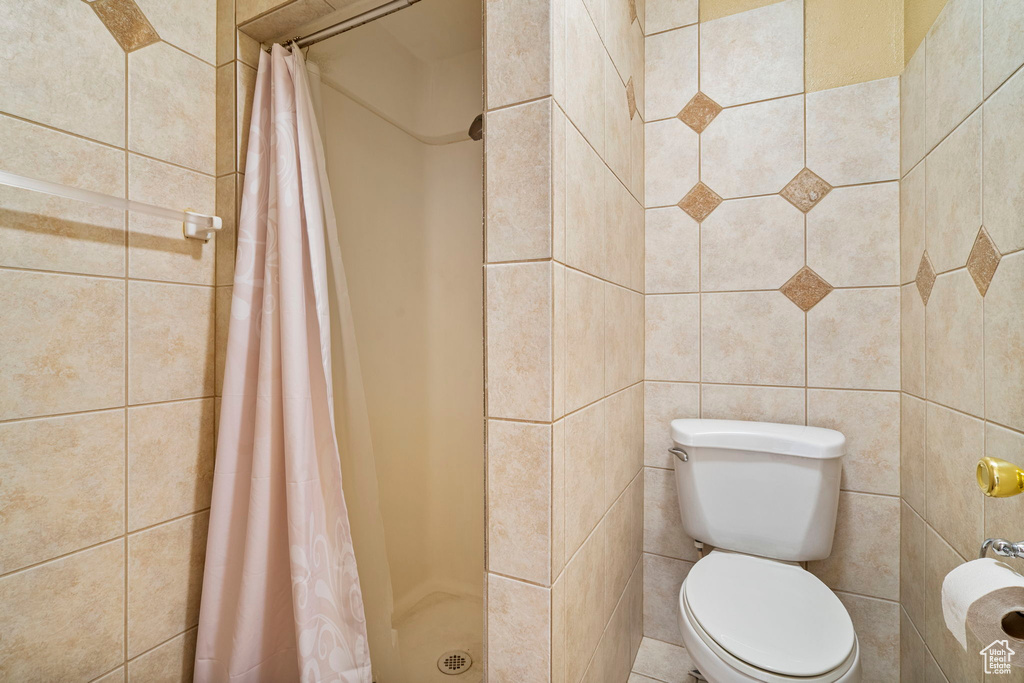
262;41;298;54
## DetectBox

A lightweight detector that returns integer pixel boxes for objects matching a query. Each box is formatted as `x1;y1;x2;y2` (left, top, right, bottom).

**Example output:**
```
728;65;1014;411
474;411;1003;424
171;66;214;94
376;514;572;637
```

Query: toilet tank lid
671;419;845;459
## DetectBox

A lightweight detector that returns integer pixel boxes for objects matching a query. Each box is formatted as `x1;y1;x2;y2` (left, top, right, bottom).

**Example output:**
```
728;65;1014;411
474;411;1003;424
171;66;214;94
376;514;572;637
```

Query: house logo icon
980;639;1015;675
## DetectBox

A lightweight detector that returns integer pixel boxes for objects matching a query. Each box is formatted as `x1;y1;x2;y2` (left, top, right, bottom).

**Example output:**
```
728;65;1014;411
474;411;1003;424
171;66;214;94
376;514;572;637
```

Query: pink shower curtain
194;44;371;683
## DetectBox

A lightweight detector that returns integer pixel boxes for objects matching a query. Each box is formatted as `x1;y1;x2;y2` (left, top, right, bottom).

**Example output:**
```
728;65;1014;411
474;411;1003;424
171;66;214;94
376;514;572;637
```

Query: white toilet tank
670;419;846;562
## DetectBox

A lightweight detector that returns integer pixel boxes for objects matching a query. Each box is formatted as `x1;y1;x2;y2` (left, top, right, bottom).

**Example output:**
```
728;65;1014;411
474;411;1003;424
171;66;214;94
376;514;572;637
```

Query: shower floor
394;592;483;683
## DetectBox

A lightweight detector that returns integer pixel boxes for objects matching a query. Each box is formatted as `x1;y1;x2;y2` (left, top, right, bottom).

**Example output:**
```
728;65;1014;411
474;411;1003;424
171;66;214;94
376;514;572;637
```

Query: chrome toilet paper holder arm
980;538;1024;559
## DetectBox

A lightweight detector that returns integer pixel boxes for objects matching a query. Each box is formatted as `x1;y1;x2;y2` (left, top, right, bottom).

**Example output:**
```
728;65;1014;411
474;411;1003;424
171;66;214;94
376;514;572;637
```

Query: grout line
486;570;550;590
645;176;900;211
642;21;699;40
0;509;211;583
485;257;553;265
482;0;490;590
0;117;218;182
983;48;1024;100
645;379;903;395
915;45;1024;168
575;0;637;99
549;89;558;586
113;625;201;679
630;636;695;682
647;283;903;295
641;549;698;564
579;553;645;681
550;100;558;430
0;264;217;288
642;462;907;501
0;109;129;156
647;89;805;126
0;537;123;582
921;31;930;560
484;94;553;117
487;257;646;296
695;13;703;408
88;662;126;683
484;95;553;117
488;379;644;427
925;516;969;565
901;491;925;522
551;95;644;209
128;507;212;539
802;71;808;421
0;396;219;427
123;44;131;667
900;153;923;183
921;394;987;426
979;0;988;548
833;588;901;605
564;380;645;426
836;489;903;501
921;101;981;166
561;468;643;576
158;39;218;69
897;60;905;607
900;605;950;683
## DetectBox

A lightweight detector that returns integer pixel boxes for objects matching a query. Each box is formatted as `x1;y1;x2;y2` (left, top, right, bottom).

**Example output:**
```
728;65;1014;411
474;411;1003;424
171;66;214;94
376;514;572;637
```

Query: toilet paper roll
942;558;1024;663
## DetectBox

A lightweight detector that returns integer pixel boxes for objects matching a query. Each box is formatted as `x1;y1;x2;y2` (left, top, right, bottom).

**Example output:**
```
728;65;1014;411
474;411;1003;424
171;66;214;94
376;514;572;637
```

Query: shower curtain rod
0;169;223;242
284;0;423;50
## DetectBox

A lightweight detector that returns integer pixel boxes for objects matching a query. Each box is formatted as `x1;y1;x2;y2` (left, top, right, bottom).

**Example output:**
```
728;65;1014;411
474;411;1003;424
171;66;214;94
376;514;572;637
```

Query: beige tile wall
484;0;646;679
641;0;902;679
0;0;230;679
235;0;337;43
899;0;1024;680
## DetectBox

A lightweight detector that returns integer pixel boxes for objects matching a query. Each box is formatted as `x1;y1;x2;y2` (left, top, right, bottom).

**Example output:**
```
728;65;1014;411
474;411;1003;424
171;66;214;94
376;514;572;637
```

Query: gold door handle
977;457;1024;497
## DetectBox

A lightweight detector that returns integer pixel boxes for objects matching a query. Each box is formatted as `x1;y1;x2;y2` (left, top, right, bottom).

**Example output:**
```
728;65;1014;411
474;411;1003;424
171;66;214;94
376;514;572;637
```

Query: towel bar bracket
980;538;1024;560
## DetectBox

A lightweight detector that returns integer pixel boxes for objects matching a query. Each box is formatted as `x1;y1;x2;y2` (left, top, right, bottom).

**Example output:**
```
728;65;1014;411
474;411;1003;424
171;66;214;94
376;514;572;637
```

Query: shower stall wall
307;4;484;680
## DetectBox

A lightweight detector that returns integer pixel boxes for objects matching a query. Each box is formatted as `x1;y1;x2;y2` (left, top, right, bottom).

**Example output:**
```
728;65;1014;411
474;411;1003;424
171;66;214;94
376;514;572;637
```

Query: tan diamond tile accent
86;0;160;52
967;227;1001;296
677;92;723;134
781;267;833;311
678;183;723;222
628;0;638;24
916;251;936;305
626;77;637;120
781;168;832;213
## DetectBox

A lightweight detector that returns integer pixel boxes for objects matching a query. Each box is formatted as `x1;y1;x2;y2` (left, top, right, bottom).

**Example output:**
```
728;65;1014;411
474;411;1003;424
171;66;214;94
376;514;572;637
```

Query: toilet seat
681;552;857;682
680;589;859;683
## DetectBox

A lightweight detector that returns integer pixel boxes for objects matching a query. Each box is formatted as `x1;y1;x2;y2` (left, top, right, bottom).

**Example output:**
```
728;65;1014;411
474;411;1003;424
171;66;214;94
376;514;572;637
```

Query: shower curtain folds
194;44;371;683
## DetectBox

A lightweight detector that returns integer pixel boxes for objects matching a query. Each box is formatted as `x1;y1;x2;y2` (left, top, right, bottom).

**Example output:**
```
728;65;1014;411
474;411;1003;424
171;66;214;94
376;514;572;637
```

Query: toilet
668;419;861;683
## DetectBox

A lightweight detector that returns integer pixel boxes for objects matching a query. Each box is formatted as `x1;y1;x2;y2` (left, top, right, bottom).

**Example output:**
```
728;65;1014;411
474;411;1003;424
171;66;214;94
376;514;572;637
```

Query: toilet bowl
666;420;860;683
675;551;860;683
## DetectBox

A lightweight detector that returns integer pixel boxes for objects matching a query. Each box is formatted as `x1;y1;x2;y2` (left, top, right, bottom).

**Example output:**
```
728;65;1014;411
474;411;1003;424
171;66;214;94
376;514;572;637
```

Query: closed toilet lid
684;552;855;677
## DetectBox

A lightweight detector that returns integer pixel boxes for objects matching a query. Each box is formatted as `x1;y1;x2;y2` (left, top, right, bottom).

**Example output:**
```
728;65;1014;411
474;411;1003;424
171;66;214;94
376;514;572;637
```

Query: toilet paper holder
980;538;1024;560
977;457;1024;497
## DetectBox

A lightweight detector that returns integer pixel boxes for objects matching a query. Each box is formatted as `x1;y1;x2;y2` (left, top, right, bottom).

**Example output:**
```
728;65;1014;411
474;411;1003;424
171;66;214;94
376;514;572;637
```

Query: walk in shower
307;3;484;681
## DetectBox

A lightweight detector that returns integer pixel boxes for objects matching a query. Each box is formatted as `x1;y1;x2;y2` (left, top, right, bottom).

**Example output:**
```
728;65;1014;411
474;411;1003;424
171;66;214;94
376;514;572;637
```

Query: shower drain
437;650;473;675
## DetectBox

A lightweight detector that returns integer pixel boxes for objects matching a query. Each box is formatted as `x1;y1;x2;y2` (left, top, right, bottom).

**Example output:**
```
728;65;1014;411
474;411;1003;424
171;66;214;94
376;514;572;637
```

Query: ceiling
379;0;481;62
